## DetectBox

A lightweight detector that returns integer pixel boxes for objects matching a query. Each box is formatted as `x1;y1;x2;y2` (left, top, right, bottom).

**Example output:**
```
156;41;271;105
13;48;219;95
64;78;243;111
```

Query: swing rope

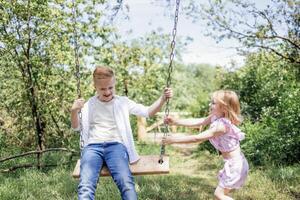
72;0;84;151
158;0;181;164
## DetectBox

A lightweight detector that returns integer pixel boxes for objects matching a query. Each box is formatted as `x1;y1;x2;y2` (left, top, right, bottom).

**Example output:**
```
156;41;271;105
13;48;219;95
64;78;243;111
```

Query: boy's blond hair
212;90;242;125
93;66;114;80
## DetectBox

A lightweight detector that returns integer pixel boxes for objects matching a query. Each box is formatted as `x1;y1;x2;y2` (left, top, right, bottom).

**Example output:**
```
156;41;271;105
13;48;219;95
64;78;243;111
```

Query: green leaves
0;0;112;149
222;52;300;165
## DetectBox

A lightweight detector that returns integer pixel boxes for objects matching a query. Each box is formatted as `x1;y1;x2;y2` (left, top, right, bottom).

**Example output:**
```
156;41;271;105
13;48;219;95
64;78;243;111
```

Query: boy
71;66;172;200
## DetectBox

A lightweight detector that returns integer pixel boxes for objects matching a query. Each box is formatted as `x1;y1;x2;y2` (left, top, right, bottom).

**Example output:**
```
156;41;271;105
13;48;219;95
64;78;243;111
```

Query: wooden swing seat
72;155;169;178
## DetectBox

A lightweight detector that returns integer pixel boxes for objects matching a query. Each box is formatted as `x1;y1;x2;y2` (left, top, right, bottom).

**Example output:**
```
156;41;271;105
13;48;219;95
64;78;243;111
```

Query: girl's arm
165;114;213;128
163;122;226;144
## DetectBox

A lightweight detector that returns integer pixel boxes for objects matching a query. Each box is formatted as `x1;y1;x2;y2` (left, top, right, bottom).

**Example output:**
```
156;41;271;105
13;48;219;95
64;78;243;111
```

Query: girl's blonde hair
212;90;242;125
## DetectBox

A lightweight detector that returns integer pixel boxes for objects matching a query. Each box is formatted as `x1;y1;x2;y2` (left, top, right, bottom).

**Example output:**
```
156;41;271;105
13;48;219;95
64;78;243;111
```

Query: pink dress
209;117;249;189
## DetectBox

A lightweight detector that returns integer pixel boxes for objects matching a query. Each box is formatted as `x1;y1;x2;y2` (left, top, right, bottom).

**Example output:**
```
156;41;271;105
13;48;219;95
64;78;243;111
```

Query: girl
163;90;249;200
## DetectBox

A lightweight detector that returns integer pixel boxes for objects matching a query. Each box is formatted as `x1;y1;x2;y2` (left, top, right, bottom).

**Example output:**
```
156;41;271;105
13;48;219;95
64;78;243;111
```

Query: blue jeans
78;142;137;200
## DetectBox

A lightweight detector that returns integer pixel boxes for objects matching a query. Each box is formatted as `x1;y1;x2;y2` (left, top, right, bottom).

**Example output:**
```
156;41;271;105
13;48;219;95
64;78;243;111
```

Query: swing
72;0;180;178
72;155;169;178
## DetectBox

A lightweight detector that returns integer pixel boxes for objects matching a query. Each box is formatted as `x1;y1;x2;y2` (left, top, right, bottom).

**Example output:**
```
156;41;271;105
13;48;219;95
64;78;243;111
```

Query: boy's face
94;77;116;102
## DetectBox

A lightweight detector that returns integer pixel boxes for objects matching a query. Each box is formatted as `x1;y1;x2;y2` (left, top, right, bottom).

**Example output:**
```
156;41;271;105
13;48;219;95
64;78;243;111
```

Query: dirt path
164;145;297;200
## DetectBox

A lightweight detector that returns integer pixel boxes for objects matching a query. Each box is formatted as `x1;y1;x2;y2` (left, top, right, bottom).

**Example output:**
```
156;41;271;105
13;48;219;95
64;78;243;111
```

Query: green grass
0;142;299;200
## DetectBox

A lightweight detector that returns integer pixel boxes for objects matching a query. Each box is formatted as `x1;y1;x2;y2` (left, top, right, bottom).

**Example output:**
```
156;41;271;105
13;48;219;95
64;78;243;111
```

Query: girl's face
209;98;223;117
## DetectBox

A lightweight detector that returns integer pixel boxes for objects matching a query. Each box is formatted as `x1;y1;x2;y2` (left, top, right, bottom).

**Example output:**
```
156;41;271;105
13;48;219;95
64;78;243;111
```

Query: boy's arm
71;110;79;129
148;96;166;117
70;98;85;129
148;88;172;117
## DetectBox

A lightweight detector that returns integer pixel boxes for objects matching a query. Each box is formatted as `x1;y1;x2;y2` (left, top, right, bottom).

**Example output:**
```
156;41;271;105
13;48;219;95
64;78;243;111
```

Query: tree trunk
24;1;45;168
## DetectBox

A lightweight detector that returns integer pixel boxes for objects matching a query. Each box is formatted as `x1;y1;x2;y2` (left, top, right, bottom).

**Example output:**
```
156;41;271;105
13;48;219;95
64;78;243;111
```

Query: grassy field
0;143;299;200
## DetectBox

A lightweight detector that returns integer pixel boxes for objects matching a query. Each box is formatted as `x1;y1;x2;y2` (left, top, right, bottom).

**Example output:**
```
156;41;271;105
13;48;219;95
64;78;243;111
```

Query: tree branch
0;148;77;163
255;44;300;64
0;160;77;173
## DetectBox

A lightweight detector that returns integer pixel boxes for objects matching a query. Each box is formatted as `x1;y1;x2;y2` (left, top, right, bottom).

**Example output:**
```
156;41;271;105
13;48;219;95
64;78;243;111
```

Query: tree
183;0;300;65
0;0;115;154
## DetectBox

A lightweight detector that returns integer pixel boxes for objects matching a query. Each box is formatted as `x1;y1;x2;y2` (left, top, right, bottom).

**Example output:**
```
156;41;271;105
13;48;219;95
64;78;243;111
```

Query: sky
113;0;270;67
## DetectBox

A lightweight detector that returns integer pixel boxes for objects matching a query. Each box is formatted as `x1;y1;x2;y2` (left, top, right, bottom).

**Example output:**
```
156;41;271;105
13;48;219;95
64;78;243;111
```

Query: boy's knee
113;175;134;194
116;175;135;188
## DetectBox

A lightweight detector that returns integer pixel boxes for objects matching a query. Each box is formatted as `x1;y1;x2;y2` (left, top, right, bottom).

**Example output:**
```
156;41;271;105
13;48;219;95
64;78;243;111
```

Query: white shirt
89;98;123;144
74;95;149;164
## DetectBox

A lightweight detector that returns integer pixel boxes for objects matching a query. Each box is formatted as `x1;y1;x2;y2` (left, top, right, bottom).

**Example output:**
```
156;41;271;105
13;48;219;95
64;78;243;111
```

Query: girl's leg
224;188;231;196
214;186;233;200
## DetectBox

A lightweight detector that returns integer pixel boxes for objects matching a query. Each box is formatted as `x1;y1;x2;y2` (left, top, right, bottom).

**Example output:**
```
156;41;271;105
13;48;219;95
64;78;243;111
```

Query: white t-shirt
88;98;123;144
76;95;150;163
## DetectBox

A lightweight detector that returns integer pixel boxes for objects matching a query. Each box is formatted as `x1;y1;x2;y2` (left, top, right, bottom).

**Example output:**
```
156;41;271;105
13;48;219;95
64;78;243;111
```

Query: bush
219;53;300;166
242;114;299;166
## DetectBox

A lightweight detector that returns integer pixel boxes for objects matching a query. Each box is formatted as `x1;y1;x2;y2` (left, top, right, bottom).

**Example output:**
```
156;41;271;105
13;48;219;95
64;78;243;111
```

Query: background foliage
0;0;299;174
0;0;299;199
220;52;300;165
